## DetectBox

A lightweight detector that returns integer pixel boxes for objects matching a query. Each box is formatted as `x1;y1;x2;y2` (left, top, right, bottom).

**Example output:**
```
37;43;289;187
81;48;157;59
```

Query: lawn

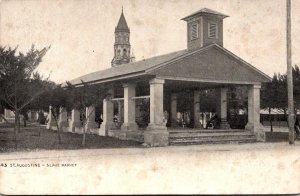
0;123;142;153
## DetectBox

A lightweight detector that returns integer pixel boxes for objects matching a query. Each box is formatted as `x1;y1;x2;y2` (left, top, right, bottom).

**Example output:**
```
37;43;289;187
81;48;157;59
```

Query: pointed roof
115;9;130;33
182;8;229;21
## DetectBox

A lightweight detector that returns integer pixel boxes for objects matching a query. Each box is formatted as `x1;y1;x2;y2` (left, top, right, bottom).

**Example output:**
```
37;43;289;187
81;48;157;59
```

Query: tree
0;45;50;144
66;81;109;147
261;74;278;132
39;84;71;144
26;79;57;137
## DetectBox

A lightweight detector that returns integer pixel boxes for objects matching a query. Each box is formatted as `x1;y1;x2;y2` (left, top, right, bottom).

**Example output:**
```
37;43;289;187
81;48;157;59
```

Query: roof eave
69;71;149;87
181;13;229;21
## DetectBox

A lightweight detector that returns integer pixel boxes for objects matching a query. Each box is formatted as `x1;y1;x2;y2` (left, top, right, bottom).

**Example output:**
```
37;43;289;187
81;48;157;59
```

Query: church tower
111;9;131;67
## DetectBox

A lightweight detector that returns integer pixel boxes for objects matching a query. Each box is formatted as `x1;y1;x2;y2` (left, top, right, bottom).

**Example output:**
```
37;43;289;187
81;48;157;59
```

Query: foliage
65;81;109;146
0;45;50;144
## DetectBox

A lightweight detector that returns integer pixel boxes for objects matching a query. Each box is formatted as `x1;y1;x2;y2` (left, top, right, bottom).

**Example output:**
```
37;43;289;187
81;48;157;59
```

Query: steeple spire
112;8;131;67
115;8;130;33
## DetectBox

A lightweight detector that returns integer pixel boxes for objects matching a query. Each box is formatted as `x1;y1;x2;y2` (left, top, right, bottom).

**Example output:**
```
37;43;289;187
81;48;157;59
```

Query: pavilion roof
66;44;271;86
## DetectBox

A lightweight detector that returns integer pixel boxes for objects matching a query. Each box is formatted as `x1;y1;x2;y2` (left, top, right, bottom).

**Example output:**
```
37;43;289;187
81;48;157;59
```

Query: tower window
190;23;198;40
123;49;127;57
208;22;218;38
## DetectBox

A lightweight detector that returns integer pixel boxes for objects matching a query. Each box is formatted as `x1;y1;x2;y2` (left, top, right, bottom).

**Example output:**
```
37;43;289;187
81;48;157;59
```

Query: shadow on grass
0;124;142;153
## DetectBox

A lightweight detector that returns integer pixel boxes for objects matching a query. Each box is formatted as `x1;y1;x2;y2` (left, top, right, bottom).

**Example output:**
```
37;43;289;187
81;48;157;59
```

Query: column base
108;129;144;142
220;118;230;129
58;121;69;132
121;122;138;131
69;121;82;132
85;121;98;134
143;124;168;147
46;121;56;130
147;124;168;131
99;121;115;136
245;122;265;142
171;119;179;127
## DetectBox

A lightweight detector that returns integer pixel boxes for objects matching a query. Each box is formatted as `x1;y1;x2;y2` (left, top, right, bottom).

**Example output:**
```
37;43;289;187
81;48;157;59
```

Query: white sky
1;0;300;83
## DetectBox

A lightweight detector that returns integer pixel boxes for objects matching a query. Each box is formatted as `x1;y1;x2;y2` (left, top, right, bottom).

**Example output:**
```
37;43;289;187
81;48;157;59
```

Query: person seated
206;114;218;129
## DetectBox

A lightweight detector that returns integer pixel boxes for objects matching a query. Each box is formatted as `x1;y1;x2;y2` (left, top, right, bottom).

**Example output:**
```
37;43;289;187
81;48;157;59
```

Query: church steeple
112;8;131;67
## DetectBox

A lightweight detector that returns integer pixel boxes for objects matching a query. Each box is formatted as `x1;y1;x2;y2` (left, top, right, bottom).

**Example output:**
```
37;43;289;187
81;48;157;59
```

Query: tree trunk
269;107;273;132
284;108;288;126
55;119;61;144
82;126;86;147
14;110;20;149
17;112;20;134
38;122;41;137
14;111;18;142
52;109;61;144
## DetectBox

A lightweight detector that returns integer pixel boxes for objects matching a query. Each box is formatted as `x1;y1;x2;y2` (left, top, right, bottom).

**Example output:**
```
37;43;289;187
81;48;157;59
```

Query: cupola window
190;23;198;40
208;22;218;38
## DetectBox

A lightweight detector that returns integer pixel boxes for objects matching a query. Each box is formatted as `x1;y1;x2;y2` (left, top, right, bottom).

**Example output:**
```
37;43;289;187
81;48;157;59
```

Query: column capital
250;84;261;89
149;78;165;85
194;90;201;95
105;88;114;100
122;82;136;88
171;93;177;99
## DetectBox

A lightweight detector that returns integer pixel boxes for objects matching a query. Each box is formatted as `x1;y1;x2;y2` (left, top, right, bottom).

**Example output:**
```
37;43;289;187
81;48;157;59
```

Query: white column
99;88;114;136
220;88;230;129
194;90;201;128
246;84;264;140
85;106;98;133
121;83;138;131
170;93;178;127
69;109;81;132
144;78;169;147
148;78;166;130
46;105;56;129
58;107;68;132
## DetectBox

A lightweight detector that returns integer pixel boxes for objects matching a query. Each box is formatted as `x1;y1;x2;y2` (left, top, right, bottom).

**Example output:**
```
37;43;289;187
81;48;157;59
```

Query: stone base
220;119;230;129
121;122;138;131
74;127;84;134
99;122;115;136
46;122;56;130
147;124;168;131
48;125;58;130
245;122;264;132
254;131;266;142
245;122;265;142
85;121;98;133
108;129;144;142
144;124;168;147
69;121;82;132
143;130;169;147
61;126;69;132
58;121;69;132
171;119;179;127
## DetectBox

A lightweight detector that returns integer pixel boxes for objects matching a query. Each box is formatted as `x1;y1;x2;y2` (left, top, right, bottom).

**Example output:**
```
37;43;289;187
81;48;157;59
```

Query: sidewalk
0;142;299;195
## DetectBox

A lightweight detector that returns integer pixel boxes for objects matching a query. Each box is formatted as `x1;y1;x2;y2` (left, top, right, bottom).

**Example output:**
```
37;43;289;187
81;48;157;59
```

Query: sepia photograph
0;0;299;194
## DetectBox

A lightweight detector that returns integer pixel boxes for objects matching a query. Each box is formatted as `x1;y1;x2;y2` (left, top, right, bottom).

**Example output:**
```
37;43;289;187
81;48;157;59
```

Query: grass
0;123;142;153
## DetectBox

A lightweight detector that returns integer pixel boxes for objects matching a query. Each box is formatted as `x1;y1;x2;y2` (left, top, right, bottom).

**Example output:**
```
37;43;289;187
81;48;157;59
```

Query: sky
1;0;300;83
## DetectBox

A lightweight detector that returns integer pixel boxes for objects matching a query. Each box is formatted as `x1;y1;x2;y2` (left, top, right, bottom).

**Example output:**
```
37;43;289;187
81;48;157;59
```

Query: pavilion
49;8;271;147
